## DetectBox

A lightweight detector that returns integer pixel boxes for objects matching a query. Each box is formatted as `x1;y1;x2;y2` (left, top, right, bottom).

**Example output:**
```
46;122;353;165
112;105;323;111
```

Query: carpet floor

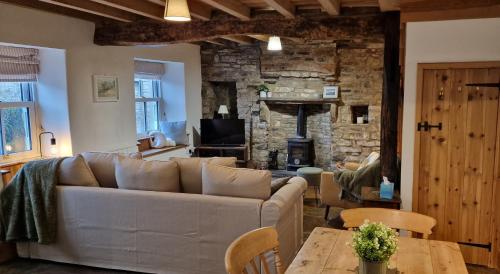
0;191;497;274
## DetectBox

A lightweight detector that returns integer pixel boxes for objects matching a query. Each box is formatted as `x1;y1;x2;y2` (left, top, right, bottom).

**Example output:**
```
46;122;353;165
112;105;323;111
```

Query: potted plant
257;84;270;98
351;221;398;274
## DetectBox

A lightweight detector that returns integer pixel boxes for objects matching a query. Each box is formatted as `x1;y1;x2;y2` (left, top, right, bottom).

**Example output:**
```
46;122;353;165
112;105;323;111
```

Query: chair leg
324;205;330;220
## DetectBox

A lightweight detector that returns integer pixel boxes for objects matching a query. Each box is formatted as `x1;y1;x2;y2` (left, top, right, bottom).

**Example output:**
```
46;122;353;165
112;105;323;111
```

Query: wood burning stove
287;104;315;171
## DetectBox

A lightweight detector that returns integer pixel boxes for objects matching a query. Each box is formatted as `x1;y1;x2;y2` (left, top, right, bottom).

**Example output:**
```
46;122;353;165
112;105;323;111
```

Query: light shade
218;105;229;115
164;0;191;22
267;36;282;51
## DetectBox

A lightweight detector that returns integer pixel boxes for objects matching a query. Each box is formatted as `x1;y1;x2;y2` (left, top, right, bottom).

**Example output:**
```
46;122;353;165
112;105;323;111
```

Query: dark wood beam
380;11;400;183
318;0;340;15
0;0;110;22
89;0;164;21
197;0;251;20
94;13;384;45
220;35;254;45
378;0;400;11
262;0;295;18
400;0;499;12
39;0;138;22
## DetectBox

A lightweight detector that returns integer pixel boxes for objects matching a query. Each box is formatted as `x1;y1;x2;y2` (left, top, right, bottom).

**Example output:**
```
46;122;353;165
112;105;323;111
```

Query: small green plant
256;84;269;93
352;221;398;263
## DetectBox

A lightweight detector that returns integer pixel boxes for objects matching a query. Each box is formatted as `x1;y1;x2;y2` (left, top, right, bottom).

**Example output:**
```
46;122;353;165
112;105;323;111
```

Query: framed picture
93;75;119;102
323;86;339;99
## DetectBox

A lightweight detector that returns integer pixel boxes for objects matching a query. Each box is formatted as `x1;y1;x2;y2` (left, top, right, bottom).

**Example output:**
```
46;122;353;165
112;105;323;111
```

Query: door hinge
458;241;492;252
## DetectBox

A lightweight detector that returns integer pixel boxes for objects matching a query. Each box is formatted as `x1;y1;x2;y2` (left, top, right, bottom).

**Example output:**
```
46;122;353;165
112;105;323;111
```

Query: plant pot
260;91;267;98
359;259;387;274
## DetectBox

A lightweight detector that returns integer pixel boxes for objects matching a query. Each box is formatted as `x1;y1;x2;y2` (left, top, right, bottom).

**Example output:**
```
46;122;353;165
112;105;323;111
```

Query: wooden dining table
286;227;468;274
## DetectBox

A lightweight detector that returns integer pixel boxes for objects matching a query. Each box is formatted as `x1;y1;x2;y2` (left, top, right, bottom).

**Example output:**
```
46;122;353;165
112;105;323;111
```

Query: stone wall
201;13;384;170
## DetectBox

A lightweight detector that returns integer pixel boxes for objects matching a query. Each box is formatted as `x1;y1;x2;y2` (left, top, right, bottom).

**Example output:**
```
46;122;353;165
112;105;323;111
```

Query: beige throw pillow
58;154;99;187
114;156;180;192
82;152;143;188
171;157;237;194
202;163;271;200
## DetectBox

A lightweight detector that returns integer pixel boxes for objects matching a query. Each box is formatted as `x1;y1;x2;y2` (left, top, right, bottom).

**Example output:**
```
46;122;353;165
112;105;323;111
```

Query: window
135;79;160;135
0;82;36;156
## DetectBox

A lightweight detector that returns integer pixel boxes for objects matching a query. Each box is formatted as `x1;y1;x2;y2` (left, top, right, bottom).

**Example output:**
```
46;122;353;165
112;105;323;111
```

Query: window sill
141;145;188;158
0;156;41;167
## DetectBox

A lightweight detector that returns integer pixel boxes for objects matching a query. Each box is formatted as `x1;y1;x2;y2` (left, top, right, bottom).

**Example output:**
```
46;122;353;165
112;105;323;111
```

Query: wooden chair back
225;227;284;274
340;208;437;239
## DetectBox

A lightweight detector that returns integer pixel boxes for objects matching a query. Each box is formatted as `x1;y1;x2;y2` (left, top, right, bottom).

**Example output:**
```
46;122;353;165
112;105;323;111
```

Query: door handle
417;121;429;131
417;122;442;132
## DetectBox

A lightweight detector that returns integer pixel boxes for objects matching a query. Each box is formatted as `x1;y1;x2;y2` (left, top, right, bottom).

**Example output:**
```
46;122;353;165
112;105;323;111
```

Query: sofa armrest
261;177;306;268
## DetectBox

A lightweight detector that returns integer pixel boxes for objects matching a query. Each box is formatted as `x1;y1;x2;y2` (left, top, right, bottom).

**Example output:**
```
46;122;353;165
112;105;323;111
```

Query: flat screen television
200;119;245;146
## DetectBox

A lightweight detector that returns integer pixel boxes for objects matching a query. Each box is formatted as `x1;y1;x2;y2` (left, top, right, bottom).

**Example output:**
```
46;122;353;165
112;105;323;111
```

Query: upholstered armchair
320;162;362;220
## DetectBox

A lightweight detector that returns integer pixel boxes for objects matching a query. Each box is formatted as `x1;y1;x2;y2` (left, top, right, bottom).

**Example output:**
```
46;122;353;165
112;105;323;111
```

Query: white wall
162;61;187;122
401;18;500;210
37;47;73;156
0;3;202;154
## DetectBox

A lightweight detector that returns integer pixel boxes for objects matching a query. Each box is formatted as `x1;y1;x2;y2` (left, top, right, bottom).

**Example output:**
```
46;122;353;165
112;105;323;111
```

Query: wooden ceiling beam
189;0;212;21
221;35;254;45
248;34;270;42
197;0;251;20
318;0;340;15
0;0;109;22
38;0;137;22
378;0;400;12
262;0;295;18
400;0;499;12
89;0;164;21
94;13;382;45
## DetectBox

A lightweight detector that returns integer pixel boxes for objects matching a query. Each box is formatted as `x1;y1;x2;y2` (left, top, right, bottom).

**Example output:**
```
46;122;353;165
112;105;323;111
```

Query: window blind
134;60;165;80
0;45;40;82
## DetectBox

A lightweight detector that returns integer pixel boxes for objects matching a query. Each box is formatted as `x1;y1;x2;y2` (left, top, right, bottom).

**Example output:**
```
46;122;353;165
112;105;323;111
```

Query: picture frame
323;86;339;99
93;75;119;102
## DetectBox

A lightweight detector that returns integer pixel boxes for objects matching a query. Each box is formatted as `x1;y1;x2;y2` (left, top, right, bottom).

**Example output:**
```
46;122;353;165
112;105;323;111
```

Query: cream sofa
16;154;307;274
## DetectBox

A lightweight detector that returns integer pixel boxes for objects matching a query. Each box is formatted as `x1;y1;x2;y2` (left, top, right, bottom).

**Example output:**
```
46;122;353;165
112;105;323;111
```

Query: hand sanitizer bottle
380;176;394;200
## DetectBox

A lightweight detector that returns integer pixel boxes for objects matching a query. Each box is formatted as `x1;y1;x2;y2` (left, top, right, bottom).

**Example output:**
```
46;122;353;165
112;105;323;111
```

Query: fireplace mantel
258;98;343;106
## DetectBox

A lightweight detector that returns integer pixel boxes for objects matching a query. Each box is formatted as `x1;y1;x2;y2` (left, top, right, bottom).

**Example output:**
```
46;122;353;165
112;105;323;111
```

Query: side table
361;186;401;209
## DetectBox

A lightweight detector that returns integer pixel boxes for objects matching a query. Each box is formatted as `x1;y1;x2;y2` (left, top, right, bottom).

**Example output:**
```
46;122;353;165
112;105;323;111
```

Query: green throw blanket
0;158;63;244
334;159;381;201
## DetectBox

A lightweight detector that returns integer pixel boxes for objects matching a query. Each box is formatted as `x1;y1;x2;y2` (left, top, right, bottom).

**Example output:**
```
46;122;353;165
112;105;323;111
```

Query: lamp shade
164;0;191;22
267;36;282;51
218;105;229;115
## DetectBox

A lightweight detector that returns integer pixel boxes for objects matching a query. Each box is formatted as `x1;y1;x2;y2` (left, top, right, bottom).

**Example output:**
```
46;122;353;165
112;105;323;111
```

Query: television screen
200;119;245;146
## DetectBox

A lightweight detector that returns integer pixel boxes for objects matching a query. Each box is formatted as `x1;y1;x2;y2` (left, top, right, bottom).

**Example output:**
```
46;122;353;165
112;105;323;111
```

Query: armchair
320;162;362;220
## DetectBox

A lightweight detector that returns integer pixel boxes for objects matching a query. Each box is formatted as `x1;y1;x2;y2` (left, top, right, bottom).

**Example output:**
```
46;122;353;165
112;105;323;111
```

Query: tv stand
194;145;248;167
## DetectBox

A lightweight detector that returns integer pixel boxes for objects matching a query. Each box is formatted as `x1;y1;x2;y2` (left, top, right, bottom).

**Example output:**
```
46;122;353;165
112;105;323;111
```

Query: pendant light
267;36;282;51
164;0;191;22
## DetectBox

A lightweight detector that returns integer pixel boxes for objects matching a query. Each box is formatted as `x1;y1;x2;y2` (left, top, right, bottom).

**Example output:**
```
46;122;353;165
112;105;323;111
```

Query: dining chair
225;227;284;274
340;208;437;239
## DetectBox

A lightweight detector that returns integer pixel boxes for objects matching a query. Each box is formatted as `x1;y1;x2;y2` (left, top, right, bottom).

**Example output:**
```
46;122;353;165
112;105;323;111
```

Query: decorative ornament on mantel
257;84;270;98
164;0;191;22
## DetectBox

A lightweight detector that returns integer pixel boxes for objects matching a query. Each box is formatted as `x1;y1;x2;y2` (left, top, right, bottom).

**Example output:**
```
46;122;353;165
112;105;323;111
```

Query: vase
359;259;387;274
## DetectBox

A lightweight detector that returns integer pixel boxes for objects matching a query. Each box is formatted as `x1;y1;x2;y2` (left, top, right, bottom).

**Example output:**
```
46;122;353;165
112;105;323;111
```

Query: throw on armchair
320;152;380;220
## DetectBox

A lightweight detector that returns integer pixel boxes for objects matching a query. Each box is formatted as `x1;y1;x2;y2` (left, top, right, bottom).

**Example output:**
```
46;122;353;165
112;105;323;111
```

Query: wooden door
413;62;500;267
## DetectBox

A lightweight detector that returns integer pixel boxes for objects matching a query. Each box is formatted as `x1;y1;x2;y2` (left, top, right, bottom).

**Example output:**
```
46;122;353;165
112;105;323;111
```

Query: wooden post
380;11;400;183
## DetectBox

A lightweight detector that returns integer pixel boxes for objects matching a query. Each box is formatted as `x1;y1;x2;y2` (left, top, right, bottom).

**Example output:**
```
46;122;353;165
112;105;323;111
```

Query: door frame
412;61;500;268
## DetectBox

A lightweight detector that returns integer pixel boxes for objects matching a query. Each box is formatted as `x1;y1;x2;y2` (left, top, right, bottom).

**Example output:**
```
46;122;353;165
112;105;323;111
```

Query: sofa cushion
114;156;180;192
171;157;237;194
58;154;99;187
202;163;271;200
81;152;143;188
271;177;292;195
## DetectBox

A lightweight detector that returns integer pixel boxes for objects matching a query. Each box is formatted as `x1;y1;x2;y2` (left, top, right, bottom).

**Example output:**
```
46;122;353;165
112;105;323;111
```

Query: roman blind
134;60;165;80
0;45;40;82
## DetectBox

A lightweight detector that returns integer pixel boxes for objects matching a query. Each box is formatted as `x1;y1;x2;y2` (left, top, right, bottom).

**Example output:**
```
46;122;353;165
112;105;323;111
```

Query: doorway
413;62;500;267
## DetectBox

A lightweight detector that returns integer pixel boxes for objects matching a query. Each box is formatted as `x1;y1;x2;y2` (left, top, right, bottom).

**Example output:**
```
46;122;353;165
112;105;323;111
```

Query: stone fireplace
200;12;384;170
